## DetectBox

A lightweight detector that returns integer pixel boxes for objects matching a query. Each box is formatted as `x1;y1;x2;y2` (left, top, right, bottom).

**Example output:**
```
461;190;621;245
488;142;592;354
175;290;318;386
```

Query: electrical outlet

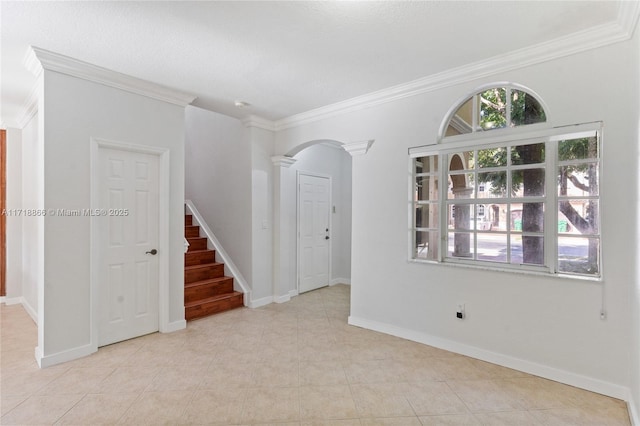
456;304;465;320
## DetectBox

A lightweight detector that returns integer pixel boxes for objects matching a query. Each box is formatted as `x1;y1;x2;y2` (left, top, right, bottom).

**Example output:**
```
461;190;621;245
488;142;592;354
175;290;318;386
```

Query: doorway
95;143;161;346
297;173;331;293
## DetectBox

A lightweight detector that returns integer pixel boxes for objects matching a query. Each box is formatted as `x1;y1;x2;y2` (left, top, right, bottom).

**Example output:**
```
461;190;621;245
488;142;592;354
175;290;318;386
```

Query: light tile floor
0;284;631;425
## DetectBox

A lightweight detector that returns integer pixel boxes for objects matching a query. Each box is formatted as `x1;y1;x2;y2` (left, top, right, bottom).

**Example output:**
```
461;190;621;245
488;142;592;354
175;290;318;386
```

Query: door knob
146;249;158;255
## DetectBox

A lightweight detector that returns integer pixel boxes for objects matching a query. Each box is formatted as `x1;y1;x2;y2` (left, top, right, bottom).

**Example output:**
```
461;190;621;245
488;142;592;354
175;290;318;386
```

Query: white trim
21;298;38;324
271;155;297;168
437;83;553;142
90;138;172;353
2;297;38;324
274;293;291;304
24;45;44;77
410;122;601;157
618;0;640;38
628;394;639;426
409;123;602;280
343;140;375;157
348;315;630;401
249;295;274;309
185;200;251;306
34;346;43;368
330;278;351;286
273;16;637;132
163;319;187;333
318;141;346;151
35;342;96;369
26;46;196;107
241;115;276;131
16;84;39;129
4;296;24;305
289;289;299;298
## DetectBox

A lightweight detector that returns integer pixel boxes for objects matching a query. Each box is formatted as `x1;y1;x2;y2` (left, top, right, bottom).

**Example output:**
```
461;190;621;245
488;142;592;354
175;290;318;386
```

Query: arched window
443;86;546;138
411;84;601;278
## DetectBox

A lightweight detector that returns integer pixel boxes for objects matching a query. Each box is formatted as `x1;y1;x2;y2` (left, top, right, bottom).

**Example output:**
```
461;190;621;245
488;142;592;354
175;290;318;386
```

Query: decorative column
271;155;297;303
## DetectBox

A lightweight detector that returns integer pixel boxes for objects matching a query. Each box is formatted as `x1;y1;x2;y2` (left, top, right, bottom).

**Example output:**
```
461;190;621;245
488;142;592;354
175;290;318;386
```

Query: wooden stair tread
184;276;232;288
184;291;243;308
186;237;207;242
185;262;223;270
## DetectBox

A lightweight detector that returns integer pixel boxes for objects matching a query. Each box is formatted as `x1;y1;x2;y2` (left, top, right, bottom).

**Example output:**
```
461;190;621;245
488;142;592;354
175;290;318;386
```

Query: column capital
343;139;374;157
271;155;297;168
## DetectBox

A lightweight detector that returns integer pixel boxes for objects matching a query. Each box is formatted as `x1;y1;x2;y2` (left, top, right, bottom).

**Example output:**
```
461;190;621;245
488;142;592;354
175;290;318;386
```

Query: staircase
184;214;243;320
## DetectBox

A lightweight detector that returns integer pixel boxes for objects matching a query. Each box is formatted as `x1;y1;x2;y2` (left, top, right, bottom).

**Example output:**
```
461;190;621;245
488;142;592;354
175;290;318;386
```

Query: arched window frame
410;83;602;280
438;83;552;144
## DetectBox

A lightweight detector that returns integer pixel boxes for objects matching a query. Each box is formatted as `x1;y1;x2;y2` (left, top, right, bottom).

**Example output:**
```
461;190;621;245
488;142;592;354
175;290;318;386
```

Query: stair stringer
185;200;250;307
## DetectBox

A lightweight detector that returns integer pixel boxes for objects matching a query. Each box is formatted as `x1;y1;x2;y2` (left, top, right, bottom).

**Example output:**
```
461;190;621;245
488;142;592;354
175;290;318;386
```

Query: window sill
408;258;602;283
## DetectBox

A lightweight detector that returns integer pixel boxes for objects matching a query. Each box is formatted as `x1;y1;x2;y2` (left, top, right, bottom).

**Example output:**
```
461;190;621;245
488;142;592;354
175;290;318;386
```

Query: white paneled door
98;147;159;346
298;174;330;293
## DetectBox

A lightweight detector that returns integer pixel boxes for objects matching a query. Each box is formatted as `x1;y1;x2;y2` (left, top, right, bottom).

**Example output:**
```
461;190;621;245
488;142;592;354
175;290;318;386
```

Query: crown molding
16;83;40;129
24;46;44;77
26;46;197;107
242;115;276;131
617;0;640;38
275;11;638;132
343;140;374;157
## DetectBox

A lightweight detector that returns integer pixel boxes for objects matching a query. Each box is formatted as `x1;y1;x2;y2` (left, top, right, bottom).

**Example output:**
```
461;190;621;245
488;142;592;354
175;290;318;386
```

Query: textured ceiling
0;1;623;126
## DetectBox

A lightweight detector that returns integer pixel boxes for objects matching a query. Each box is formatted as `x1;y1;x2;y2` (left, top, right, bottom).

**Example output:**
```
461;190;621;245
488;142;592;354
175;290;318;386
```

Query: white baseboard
629;394;639;426
331;278;351;285
242;291;252;307
5;297;38;323
249;295;273;308
35;342;96;368
348;315;630;401
22;299;38;324
274;293;291;304
162;319;186;333
3;296;23;305
289;289;298;298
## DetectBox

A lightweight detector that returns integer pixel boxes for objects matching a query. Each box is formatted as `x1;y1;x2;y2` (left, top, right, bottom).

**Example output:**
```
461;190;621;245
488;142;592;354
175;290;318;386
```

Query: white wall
290;143;352;289
275;37;636;399
38;70;186;364
630;21;640;425
249;126;274;300
19;114;40;319
5;128;23;302
184;106;254;288
184;108;278;303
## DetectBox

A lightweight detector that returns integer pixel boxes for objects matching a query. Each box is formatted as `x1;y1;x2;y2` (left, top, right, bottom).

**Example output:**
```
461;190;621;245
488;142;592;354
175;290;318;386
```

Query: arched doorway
288;141;352;294
272;139;351;302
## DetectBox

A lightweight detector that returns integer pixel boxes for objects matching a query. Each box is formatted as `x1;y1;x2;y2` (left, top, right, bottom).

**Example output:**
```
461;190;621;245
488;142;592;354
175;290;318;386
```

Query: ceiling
0;1;627;127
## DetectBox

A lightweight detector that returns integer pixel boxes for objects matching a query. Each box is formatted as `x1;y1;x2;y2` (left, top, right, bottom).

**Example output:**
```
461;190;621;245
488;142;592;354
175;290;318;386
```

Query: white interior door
298;173;330;293
98;147;159;346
